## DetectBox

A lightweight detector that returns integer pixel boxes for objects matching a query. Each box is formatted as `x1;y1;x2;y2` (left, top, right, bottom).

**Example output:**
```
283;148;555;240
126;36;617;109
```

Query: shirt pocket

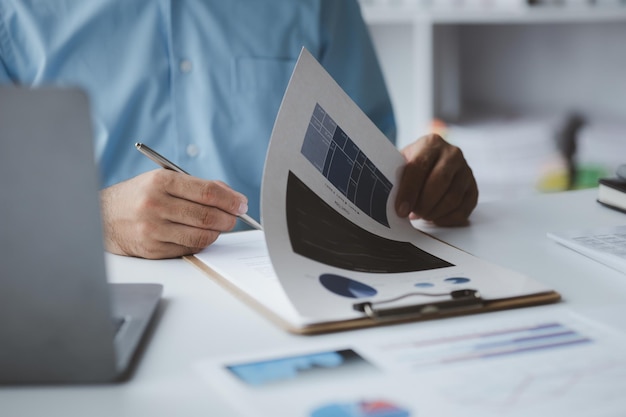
228;56;296;183
231;56;295;117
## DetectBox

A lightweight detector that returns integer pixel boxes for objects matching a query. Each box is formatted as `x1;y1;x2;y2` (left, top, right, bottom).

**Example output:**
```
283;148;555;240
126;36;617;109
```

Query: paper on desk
196;307;626;417
258;48;551;322
193;230;318;328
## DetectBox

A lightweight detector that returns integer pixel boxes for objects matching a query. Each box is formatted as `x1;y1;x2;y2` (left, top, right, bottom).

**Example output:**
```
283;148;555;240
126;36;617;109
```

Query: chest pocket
229;56;296;184
232;56;295;119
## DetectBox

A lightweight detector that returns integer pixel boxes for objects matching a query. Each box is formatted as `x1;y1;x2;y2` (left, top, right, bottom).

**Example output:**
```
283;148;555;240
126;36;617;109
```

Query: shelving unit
362;3;626;200
362;3;626;145
362;5;626;25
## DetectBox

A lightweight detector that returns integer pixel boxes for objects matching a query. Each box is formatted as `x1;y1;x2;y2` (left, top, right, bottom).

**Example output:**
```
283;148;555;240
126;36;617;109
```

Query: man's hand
100;170;249;259
395;134;478;226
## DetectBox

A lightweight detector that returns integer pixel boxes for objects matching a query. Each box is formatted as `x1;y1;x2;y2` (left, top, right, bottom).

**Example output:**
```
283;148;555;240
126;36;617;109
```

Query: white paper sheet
259;48;552;322
548;225;626;275
196;307;626;417
193;230;316;328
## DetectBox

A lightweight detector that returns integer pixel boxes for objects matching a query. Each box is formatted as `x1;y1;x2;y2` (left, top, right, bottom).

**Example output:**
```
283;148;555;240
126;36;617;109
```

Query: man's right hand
100;170;250;259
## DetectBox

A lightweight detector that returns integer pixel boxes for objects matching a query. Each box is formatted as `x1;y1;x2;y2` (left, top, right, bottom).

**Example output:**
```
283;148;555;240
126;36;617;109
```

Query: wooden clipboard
184;255;561;335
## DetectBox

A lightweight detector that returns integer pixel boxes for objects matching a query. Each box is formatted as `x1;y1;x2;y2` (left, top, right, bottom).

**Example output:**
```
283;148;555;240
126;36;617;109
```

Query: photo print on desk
226;348;379;388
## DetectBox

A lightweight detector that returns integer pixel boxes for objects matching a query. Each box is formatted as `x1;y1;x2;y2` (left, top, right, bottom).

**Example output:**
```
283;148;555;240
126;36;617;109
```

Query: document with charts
186;48;559;334
195;308;626;417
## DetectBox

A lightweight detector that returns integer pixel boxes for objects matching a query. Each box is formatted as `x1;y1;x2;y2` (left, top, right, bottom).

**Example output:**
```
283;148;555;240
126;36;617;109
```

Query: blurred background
359;0;626;202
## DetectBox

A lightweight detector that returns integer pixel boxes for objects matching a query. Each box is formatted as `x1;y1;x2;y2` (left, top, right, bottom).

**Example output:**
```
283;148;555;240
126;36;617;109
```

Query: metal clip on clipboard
353;289;484;321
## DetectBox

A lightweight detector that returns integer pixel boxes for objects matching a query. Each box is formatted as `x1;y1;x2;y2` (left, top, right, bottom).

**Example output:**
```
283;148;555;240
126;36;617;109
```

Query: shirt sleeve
0;56;12;83
318;0;397;144
0;10;14;84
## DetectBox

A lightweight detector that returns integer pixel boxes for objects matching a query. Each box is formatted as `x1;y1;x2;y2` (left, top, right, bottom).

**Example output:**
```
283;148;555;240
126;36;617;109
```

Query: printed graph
301;104;392;227
311;400;411;417
382;322;592;369
376;319;626;415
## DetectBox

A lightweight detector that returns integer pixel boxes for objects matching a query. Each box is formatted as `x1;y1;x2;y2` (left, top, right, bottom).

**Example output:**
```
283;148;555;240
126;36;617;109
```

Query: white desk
3;188;626;417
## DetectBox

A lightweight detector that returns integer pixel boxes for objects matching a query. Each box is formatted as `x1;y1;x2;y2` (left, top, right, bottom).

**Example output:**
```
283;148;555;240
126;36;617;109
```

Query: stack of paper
445;116;568;202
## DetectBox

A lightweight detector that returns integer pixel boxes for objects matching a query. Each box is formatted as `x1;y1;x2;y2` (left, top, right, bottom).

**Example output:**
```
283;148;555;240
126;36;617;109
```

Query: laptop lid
0;86;149;383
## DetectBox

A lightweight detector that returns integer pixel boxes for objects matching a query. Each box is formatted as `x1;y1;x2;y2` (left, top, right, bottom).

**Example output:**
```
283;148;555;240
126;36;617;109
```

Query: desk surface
4;188;626;417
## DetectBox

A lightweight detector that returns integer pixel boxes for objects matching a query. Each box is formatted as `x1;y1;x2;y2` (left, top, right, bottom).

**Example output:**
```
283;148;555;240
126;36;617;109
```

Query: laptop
0;86;163;384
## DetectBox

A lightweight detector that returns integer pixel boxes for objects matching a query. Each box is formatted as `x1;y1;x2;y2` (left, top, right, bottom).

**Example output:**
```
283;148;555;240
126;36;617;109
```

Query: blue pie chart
444;277;471;284
319;274;377;298
311;400;411;417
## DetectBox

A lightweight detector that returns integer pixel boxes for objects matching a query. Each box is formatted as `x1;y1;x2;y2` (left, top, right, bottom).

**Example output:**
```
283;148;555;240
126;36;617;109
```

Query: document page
259;48;553;322
192;230;316;329
548;225;626;275
196;307;626;417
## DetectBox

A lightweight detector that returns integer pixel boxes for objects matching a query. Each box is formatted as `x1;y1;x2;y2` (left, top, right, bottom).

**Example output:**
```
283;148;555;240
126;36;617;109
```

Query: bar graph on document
368;316;626;416
380;322;591;369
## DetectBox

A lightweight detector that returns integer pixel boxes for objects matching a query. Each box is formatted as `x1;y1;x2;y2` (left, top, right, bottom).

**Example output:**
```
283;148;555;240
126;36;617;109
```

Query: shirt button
186;144;199;157
179;59;193;73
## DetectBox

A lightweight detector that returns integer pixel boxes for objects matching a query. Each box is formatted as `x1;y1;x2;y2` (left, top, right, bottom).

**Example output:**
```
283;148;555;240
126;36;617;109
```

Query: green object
574;164;610;189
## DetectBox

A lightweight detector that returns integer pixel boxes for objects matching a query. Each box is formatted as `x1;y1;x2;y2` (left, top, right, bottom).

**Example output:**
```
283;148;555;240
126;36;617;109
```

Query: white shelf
363;3;626;200
362;4;626;24
364;4;626;146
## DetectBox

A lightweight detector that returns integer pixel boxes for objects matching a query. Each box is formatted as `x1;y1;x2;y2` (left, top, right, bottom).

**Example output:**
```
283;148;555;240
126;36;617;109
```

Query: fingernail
237;201;248;215
398;202;410;217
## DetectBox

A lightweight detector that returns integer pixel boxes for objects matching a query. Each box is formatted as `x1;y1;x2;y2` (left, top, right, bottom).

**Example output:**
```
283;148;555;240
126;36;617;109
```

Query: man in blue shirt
0;0;478;259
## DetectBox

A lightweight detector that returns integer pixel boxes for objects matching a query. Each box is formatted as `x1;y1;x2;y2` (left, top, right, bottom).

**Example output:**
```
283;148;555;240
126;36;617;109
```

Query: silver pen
135;142;263;231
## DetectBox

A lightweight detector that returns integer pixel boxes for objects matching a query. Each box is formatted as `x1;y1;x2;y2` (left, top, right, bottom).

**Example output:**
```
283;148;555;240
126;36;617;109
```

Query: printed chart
369;317;626;416
380;321;592;369
301;103;393;227
311;400;411;417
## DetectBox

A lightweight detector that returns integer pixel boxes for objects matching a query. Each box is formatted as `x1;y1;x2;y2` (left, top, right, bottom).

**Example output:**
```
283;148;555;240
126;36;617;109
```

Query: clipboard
183;49;560;335
183;231;561;336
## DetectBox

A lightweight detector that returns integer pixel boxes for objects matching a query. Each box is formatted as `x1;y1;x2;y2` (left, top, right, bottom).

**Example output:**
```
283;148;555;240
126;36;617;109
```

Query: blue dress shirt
0;0;395;225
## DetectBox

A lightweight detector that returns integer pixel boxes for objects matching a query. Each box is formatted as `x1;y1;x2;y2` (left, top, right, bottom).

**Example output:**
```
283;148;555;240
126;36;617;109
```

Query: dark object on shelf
555;113;586;189
597;177;626;214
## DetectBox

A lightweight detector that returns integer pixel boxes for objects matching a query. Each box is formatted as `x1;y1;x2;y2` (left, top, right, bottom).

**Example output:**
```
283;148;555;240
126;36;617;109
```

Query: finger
413;157;456;218
415;144;467;217
155;170;249;217
137;241;204;260
395;135;442;217
159;198;239;232
114;219;206;259
188;179;249;216
150;221;222;250
429;176;479;226
421;167;471;221
419;148;472;220
131;170;240;231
